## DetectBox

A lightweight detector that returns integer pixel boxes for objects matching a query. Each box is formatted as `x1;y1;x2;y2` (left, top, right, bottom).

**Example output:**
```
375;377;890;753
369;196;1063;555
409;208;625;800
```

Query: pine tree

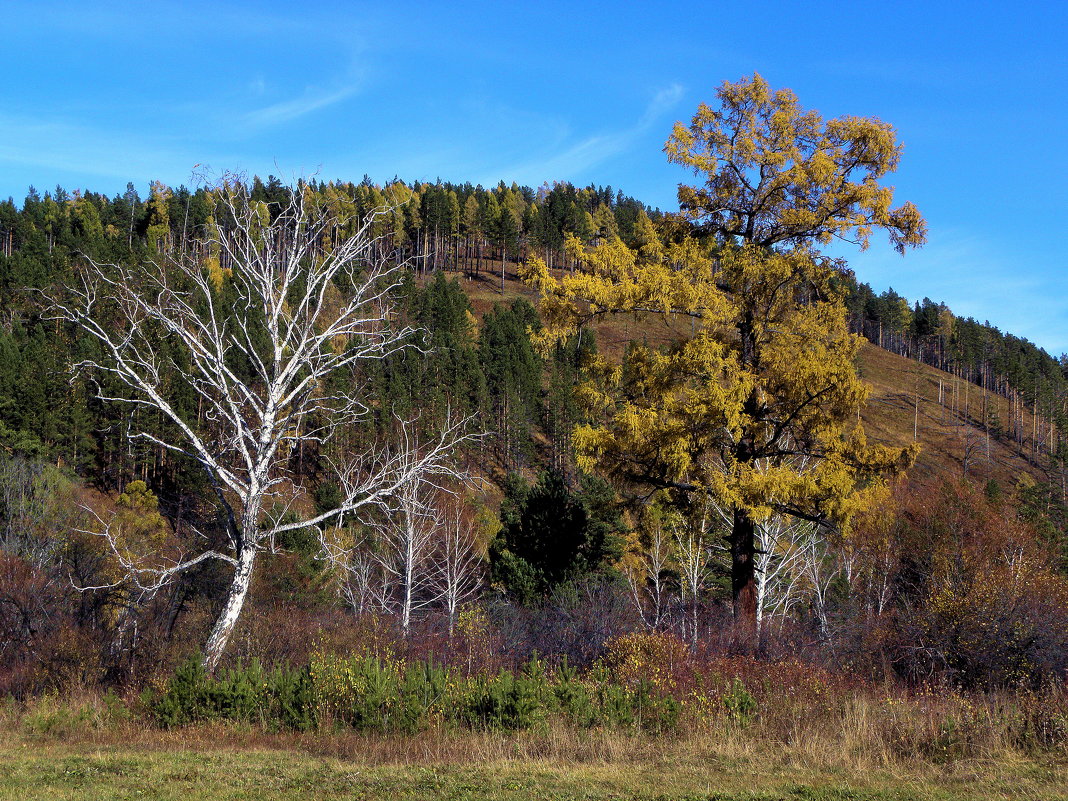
489;469;623;605
479;300;541;468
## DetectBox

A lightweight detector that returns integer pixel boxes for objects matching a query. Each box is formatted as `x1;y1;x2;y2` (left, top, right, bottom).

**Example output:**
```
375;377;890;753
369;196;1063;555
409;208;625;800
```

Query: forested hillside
0;176;657;480
847;281;1068;463
3;76;1068;719
1;179;1063;494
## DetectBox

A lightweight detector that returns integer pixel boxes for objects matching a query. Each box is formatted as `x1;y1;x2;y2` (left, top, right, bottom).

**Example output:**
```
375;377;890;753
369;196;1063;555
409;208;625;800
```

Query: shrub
599;630;690;693
462;669;547;730
21;690;130;738
149;649;681;735
722;678;757;727
892;482;1068;689
152;657;316;730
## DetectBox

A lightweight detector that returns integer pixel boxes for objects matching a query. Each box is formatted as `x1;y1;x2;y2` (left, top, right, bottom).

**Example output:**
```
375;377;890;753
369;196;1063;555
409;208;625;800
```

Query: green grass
1;732;1065;801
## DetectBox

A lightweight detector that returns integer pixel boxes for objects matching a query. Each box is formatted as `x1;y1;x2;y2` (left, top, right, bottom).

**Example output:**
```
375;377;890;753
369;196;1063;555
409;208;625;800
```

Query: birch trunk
203;545;257;670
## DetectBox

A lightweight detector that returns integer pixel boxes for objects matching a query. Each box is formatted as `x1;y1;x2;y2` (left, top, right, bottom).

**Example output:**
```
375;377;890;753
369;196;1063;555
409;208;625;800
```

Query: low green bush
153;657;316;730
151;652;681;734
723;678;758;728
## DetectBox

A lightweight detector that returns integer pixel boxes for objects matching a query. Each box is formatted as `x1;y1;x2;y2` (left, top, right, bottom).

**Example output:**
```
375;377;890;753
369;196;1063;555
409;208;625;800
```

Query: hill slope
459;264;1051;494
858;341;1049;491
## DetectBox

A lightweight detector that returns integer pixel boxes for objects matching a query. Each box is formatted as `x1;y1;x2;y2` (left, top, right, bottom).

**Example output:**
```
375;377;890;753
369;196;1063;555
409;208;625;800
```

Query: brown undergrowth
5;636;1066;777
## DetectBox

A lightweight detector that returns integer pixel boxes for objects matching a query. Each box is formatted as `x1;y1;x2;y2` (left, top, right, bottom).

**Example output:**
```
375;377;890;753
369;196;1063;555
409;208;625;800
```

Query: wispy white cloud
242;84;360;128
0;112;228;190
485;83;684;186
639;83;686;127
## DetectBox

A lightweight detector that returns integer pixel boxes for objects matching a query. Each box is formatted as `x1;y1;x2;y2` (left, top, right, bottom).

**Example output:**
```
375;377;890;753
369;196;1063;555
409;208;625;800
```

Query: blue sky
4;1;1067;354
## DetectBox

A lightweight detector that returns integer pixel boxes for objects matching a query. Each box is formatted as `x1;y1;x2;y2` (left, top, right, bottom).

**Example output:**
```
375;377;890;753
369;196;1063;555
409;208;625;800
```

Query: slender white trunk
674;522;706;648
202;546;256;670
203;501;260;671
755;564;766;638
401;521;415;634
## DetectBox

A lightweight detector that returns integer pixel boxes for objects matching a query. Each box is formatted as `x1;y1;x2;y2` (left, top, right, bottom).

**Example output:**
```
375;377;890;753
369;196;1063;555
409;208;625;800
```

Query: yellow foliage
463;309;479;340
94;481;176;592
526;233;915;537
145;181;173;251
524;77;925;625
599;631;690;692
113;481;169;552
203;255;229;292
665;73;927;254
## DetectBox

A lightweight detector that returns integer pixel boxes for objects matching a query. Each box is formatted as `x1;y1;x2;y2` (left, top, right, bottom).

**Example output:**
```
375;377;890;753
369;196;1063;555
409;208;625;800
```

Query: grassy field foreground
2;723;1066;801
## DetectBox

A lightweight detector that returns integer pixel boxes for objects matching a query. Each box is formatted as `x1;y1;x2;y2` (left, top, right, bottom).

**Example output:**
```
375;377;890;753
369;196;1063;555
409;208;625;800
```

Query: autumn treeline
0;175;658;277
847;282;1068;466
0;177;1067;700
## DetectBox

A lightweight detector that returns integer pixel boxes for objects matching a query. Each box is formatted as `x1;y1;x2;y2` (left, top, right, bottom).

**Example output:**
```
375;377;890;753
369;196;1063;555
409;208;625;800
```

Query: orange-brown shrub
891;480;1068;688
0;554;104;695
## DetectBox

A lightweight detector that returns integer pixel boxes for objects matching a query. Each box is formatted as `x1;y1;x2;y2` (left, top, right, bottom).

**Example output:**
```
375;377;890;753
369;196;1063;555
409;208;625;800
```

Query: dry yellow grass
2;717;1066;800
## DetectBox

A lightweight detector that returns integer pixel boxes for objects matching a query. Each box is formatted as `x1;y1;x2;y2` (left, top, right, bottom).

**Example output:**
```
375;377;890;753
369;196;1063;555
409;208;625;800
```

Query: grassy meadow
2;672;1066;801
3;723;1065;800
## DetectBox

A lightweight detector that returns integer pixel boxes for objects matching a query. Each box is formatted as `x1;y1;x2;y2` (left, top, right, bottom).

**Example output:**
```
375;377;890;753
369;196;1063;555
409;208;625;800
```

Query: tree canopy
665;72;927;253
524;74;925;638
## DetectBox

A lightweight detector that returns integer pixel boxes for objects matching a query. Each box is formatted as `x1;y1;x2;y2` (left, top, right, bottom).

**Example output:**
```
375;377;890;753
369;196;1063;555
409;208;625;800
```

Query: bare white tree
729;453;835;640
624;508;675;631
754;508;844;643
798;524;841;643
373;468;441;634
842;523;898;619
334;530;389;617
325;471;483;635
673;497;717;647
753;513;813;636
49;177;471;669
430;494;483;635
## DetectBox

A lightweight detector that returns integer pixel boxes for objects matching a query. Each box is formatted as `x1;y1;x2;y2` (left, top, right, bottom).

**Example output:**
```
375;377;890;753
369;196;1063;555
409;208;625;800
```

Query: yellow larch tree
522;74;925;640
665;73;926;253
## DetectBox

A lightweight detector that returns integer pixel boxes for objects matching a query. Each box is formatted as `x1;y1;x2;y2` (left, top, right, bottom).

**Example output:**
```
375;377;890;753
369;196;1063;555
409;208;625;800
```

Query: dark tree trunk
732;314;760;644
731;507;758;640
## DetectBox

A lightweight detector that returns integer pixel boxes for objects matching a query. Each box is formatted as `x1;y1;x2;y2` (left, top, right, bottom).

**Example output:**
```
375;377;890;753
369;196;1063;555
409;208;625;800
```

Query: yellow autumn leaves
518;72;926;570
665;73;926;254
523;236;912;530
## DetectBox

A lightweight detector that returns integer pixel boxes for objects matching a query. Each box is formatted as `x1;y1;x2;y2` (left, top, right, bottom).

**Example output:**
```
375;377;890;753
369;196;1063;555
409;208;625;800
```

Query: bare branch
47;175;476;668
